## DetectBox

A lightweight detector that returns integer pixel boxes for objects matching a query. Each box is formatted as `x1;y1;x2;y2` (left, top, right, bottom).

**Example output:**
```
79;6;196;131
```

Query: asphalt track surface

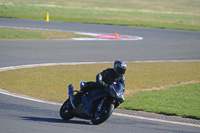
0;18;200;133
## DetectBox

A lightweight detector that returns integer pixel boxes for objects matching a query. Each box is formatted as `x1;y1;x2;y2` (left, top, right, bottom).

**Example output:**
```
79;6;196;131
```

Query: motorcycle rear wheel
91;103;114;125
60;99;74;120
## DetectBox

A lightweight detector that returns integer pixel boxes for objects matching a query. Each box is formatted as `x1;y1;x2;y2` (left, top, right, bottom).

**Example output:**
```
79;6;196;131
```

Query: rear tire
60;99;74;120
91;103;114;125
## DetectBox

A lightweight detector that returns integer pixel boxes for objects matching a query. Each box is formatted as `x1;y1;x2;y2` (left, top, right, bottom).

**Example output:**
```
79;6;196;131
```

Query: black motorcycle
60;82;124;125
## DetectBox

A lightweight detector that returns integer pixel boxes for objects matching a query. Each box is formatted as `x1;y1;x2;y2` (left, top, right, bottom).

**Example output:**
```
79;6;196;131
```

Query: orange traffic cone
46;12;49;22
115;33;119;38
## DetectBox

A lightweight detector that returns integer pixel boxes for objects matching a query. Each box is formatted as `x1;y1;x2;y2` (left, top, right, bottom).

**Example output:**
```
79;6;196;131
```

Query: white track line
0;62;112;72
0;25;143;41
1;60;200;72
0;89;60;105
0;61;200;128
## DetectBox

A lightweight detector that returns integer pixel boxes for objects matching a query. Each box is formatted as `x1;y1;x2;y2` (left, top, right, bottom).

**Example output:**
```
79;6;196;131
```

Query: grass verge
0;61;200;118
0;27;93;39
120;83;200;119
0;0;200;30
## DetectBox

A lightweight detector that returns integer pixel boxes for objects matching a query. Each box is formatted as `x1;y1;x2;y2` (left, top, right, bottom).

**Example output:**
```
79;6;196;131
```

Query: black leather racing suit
96;68;125;90
74;68;125;100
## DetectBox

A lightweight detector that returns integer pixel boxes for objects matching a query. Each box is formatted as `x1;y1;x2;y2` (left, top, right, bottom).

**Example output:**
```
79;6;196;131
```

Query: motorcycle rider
70;60;127;108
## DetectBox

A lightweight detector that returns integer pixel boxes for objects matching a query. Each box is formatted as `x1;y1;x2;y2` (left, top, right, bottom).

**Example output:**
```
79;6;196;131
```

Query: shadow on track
21;116;91;125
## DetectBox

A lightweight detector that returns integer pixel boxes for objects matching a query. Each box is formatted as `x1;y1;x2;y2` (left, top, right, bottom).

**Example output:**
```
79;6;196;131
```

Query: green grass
0;62;200;118
0;27;93;39
120;83;200;119
0;0;200;30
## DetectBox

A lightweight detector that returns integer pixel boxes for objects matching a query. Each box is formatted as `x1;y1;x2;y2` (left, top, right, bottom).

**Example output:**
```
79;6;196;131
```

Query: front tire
60;99;74;120
91;103;114;125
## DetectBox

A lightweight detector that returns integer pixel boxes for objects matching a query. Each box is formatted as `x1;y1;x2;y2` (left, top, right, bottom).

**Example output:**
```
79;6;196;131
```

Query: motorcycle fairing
72;88;108;119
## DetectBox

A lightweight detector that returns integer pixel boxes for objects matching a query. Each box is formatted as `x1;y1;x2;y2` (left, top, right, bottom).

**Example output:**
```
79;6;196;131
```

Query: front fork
97;98;105;111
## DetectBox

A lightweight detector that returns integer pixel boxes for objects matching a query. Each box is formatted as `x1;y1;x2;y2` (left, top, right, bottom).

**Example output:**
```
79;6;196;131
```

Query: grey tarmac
0;18;200;133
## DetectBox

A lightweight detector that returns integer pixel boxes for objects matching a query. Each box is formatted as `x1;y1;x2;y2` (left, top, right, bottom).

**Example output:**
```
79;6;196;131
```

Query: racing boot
68;84;76;108
69;82;87;108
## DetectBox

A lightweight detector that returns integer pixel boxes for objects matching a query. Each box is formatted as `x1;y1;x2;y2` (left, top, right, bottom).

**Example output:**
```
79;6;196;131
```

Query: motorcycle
60;82;125;125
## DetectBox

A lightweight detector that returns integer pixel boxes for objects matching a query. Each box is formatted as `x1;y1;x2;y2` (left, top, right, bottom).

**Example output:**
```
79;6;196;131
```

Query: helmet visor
116;67;126;75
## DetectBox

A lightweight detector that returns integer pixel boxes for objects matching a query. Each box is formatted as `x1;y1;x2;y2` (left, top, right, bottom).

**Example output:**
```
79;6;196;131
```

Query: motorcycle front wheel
91;103;114;125
60;99;74;120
